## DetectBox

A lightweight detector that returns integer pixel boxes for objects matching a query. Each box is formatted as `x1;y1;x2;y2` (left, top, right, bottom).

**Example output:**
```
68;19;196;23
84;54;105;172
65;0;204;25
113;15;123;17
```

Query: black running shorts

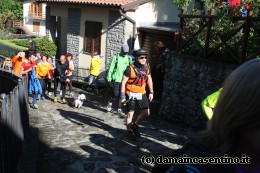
126;94;149;112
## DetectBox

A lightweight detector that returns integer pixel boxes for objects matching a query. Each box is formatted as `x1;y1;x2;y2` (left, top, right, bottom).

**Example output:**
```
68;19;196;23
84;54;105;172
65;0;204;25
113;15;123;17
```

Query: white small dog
73;94;86;108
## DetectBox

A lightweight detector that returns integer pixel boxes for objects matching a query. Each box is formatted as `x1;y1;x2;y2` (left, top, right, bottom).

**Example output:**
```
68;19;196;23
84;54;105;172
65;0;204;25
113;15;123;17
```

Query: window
84;21;102;54
30;3;42;17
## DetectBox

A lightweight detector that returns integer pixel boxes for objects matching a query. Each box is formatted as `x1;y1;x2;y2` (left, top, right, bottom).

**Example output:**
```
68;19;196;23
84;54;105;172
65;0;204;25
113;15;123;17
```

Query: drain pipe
119;9;137;52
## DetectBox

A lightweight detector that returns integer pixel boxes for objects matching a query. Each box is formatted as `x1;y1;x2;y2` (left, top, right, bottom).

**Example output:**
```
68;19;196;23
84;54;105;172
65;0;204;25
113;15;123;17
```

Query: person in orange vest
120;49;154;140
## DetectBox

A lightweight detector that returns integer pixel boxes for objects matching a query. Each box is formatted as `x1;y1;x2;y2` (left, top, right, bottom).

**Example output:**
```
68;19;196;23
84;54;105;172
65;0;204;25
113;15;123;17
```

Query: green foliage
203;0;218;10
179;1;260;64
0;0;23;17
0;0;23;31
0;11;17;30
0;42;21;58
0;29;8;39
36;38;57;57
12;37;57;57
0;39;27;50
172;0;192;12
4;34;23;40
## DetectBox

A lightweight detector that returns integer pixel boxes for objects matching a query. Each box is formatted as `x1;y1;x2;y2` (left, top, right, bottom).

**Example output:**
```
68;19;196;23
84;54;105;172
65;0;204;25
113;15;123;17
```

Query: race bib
129;92;142;100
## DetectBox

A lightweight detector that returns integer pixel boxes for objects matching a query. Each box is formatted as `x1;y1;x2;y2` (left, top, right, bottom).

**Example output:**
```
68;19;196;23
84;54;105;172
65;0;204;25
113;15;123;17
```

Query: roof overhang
35;0;152;10
121;0;151;11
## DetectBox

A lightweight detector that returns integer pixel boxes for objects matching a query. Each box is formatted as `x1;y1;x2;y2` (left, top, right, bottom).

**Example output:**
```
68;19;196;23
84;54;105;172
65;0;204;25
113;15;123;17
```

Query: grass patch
0;39;27;50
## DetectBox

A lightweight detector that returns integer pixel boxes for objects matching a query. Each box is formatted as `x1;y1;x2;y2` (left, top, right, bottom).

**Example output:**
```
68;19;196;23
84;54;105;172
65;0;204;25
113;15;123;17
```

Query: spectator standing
152;58;260;173
1;57;12;72
106;44;132;116
20;53;42;109
65;53;74;96
87;51;102;93
120;49;153;140
36;55;53;100
46;56;55;96
28;38;36;55
12;51;26;75
53;55;69;104
35;51;42;64
152;41;169;103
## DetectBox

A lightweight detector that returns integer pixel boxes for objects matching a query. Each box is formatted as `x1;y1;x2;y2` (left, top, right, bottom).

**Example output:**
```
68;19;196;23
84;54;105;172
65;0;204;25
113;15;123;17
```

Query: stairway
13;20;34;35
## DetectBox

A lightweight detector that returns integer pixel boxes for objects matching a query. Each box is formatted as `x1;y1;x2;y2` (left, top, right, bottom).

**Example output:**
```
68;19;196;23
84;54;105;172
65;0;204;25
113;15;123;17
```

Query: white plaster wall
79;6;111;71
133;0;179;27
49;5;110;72
23;2;46;36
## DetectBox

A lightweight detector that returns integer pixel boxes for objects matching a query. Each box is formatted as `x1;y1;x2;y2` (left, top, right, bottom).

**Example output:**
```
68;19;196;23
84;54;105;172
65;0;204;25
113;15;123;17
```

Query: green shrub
4;34;23;40
0;43;20;58
12;37;57;56
35;38;57;57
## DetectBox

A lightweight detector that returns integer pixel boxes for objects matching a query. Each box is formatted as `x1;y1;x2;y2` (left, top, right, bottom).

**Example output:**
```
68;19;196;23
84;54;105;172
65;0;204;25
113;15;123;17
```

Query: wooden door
33;22;40;33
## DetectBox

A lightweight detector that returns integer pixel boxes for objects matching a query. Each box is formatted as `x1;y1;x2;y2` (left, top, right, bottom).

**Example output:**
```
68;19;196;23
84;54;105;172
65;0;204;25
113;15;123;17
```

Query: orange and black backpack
127;63;150;87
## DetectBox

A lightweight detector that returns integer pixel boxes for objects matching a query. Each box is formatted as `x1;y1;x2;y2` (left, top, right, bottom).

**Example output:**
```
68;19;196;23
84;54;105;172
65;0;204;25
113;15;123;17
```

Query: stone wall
105;11;125;69
67;8;81;76
160;51;237;124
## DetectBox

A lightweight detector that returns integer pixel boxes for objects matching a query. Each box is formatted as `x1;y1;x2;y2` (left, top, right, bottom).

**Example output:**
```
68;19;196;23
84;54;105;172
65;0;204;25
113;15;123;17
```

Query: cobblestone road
18;87;187;173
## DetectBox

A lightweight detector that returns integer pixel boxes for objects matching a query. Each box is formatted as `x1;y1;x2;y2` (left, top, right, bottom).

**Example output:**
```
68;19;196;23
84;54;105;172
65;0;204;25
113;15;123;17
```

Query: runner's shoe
117;108;126;118
131;123;141;137
61;98;67;104
106;102;112;112
127;130;136;141
31;104;38;109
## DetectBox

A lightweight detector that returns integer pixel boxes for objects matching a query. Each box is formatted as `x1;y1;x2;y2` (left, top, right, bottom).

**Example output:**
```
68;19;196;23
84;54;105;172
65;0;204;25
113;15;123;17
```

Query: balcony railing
13;20;23;28
28;12;45;20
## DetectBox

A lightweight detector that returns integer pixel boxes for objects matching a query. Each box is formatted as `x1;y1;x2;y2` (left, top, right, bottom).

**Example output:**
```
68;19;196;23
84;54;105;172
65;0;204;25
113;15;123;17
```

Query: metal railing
0;70;29;173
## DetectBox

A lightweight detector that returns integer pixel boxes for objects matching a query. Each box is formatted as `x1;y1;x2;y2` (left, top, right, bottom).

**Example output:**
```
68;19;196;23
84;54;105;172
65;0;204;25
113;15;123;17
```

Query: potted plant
172;0;192;13
243;0;257;16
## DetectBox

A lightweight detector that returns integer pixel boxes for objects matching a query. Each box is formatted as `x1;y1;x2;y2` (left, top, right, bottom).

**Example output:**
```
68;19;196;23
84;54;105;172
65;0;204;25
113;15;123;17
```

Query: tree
0;0;23;31
0;0;23;16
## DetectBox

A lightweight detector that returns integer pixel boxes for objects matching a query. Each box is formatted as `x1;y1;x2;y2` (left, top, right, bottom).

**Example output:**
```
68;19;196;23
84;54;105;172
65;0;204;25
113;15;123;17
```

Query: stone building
36;0;180;81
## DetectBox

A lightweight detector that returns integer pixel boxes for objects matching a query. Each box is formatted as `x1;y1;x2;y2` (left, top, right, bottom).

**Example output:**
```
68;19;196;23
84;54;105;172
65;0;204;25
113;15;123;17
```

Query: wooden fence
0;71;29;173
177;13;260;63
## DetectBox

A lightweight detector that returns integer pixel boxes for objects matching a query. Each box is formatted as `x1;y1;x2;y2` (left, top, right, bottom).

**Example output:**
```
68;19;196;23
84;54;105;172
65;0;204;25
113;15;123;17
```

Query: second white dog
73;94;86;108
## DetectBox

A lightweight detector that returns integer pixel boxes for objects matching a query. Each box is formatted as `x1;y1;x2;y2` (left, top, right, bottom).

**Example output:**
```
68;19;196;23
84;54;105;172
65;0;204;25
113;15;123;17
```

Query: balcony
28;12;45;20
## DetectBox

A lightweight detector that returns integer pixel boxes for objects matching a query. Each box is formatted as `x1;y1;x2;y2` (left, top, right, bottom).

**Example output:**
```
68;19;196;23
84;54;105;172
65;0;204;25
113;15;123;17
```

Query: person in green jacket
201;88;222;120
106;44;132;116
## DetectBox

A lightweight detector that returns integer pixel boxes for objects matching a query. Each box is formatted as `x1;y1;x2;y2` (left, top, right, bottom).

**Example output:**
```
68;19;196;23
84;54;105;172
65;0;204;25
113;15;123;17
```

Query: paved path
18;87;187;173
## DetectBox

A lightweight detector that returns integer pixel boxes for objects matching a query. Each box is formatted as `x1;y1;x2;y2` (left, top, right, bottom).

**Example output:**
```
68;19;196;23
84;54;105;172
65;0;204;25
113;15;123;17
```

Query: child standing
65;53;74;96
87;51;102;93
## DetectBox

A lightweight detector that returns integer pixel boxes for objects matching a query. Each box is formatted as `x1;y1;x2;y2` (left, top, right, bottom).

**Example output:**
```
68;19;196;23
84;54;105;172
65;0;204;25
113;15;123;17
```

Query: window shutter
93;23;102;54
30;3;34;14
84;21;102;54
39;3;43;17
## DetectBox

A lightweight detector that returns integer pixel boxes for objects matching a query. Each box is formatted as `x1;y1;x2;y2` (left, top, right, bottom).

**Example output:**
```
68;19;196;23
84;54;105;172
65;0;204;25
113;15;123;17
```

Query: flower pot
209;8;215;15
248;10;253;16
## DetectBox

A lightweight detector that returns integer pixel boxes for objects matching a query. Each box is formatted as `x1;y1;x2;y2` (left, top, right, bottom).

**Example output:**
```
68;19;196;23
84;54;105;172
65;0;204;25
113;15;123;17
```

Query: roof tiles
39;0;138;6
